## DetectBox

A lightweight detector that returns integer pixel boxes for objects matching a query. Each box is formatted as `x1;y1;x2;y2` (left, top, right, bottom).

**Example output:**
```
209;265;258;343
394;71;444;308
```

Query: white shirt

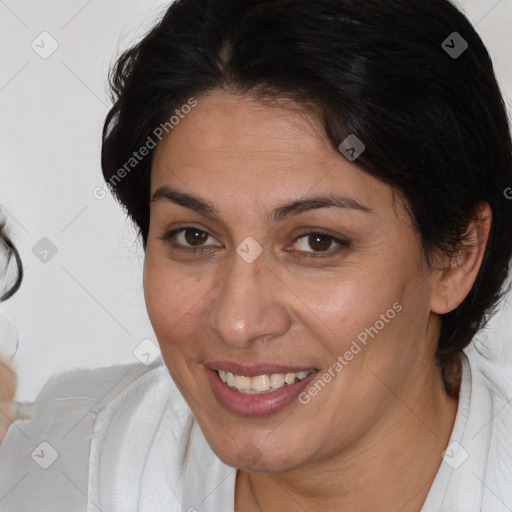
1;335;511;511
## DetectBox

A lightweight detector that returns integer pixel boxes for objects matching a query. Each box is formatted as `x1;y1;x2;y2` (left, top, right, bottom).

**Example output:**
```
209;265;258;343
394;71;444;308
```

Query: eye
159;227;220;251
288;231;350;258
158;227;350;258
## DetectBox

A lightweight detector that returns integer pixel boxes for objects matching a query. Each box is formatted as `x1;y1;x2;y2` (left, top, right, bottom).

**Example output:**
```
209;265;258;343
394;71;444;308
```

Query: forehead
150;90;399;219
155;90;333;164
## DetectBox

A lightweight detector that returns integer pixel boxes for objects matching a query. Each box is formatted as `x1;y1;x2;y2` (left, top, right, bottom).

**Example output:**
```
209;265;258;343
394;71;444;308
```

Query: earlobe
430;202;492;315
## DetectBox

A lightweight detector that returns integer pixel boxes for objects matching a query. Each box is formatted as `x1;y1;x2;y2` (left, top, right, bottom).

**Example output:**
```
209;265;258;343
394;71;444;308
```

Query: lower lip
205;367;318;417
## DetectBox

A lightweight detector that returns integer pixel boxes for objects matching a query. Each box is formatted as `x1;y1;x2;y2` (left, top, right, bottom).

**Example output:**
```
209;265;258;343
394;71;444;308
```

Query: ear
430;202;492;314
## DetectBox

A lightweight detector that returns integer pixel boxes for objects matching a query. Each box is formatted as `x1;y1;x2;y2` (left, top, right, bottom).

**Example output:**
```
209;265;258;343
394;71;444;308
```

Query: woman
0;220;23;445
1;0;512;510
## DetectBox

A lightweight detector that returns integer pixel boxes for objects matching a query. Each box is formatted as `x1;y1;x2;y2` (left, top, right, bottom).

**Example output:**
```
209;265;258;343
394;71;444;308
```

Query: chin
207;431;311;473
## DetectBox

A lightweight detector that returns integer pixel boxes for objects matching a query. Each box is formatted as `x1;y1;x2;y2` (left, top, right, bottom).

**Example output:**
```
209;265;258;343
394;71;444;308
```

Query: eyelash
157;226;350;258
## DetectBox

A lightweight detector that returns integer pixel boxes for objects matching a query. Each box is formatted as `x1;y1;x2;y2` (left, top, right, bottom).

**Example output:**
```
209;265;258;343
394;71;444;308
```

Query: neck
235;366;459;512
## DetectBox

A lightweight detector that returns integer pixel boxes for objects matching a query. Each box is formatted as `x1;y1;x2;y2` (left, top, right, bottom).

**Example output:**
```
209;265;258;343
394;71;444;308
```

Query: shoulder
457;339;512;507
422;341;512;511
0;358;189;512
14;359;159;420
467;333;512;400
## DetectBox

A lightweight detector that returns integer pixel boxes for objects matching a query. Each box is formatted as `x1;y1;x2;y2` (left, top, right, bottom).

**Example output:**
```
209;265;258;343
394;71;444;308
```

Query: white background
0;0;511;402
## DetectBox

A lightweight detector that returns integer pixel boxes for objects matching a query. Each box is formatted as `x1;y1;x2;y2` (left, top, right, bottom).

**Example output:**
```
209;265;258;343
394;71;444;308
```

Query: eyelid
159;226;221;248
158;226;350;257
287;231;350;258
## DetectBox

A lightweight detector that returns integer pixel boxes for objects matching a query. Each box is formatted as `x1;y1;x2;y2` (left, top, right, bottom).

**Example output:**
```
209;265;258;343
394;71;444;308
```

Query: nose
206;250;291;349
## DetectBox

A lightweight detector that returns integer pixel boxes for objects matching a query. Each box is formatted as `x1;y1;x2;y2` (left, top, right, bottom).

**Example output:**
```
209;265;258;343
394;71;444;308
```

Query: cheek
288;265;398;342
143;254;206;347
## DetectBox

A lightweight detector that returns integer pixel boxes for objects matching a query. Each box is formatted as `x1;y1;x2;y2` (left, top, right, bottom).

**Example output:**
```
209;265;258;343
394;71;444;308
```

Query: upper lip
205;361;318;377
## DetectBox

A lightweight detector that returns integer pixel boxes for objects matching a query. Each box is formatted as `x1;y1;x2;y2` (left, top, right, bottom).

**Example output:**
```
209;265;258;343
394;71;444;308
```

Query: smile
218;370;314;394
205;364;319;417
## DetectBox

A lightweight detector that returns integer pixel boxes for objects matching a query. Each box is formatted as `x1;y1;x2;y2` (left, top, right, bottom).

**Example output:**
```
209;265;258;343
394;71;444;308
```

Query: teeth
270;373;285;389
234;375;252;390
284;373;295;385
217;369;313;394
252;375;270;392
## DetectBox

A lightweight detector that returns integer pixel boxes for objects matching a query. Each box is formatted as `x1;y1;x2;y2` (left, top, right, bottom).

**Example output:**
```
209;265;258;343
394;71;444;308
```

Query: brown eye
307;234;333;252
159;227;220;251
289;231;350;258
183;228;209;246
293;233;336;253
159;227;349;258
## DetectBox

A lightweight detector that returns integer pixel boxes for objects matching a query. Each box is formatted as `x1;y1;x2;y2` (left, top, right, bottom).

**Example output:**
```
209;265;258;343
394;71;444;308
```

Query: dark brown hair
101;0;512;397
0;220;23;302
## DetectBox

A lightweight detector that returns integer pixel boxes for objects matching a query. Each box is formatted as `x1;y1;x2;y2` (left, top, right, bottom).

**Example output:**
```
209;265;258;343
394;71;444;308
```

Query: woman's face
144;90;442;472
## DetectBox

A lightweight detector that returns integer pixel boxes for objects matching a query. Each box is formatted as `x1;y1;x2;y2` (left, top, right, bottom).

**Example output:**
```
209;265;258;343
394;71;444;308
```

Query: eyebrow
151;185;373;223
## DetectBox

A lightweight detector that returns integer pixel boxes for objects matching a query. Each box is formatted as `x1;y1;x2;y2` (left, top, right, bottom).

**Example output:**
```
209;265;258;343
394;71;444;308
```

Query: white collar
181;420;236;511
422;343;512;511
90;341;512;512
88;362;236;512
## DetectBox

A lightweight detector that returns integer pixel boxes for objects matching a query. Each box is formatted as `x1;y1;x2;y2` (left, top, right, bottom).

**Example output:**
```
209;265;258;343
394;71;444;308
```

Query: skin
0;356;16;444
143;90;491;511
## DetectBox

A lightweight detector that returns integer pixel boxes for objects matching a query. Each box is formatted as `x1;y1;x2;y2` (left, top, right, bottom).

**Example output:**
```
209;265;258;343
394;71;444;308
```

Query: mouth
205;362;319;417
217;369;315;394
